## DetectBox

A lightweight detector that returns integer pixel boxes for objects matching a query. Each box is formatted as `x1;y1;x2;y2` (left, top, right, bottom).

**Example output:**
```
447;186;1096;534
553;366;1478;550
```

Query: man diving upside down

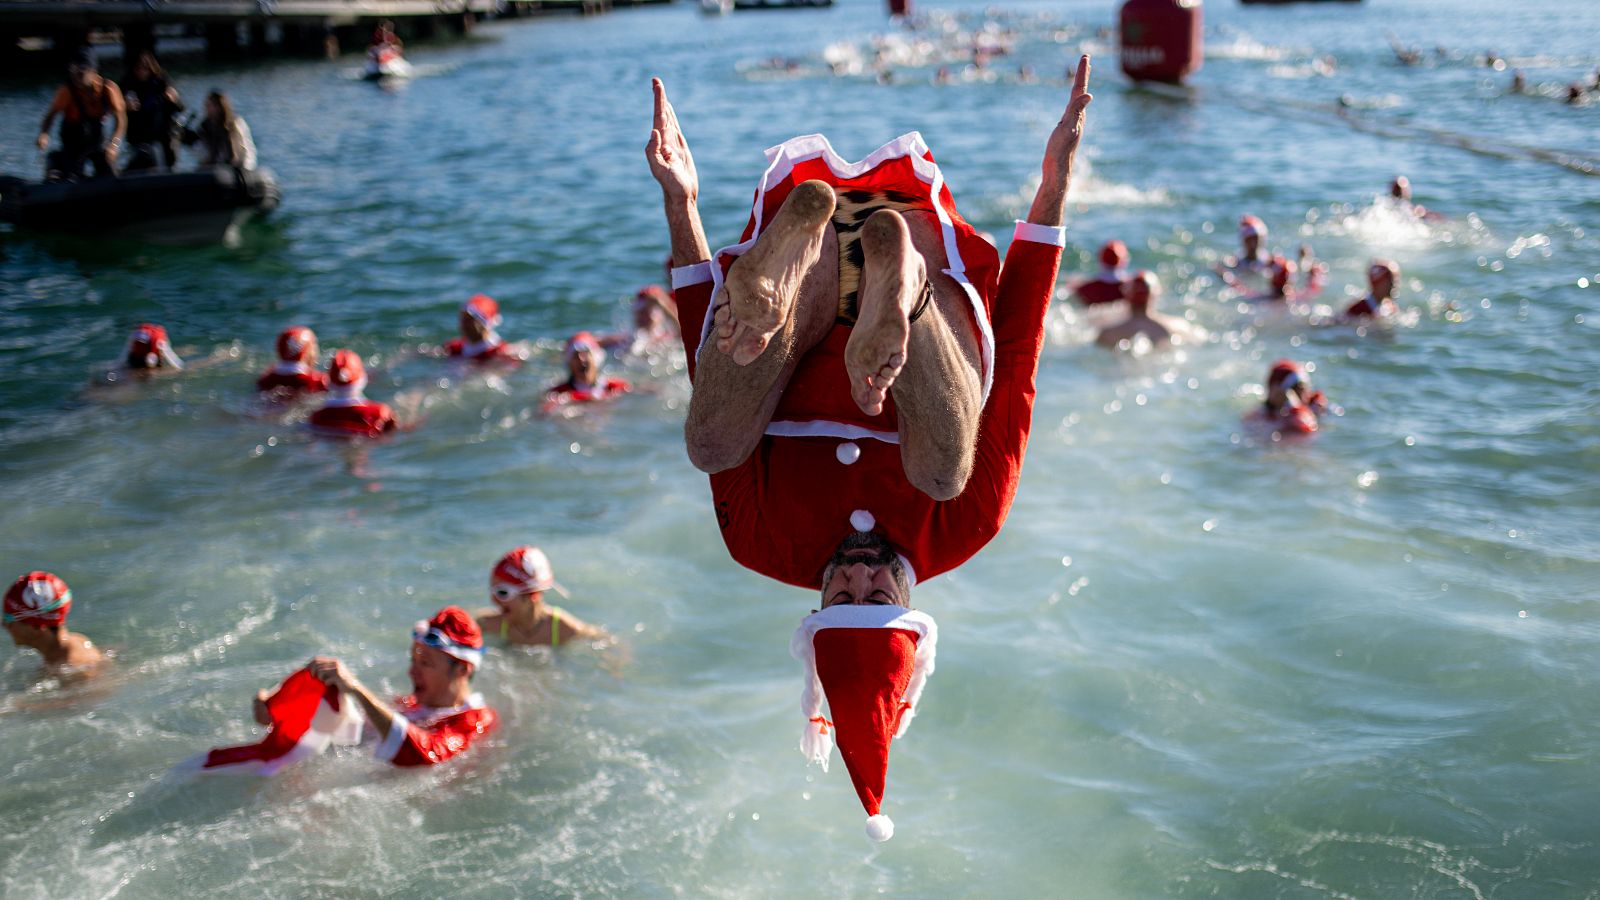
647;57;1093;841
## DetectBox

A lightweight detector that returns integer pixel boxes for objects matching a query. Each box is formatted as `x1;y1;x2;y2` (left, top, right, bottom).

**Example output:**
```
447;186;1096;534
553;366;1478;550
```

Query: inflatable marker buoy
1119;0;1203;84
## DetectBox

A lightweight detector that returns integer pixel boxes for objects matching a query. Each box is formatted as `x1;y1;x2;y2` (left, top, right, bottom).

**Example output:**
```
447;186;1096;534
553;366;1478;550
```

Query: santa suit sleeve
944;221;1064;536
671;261;716;380
375;708;497;767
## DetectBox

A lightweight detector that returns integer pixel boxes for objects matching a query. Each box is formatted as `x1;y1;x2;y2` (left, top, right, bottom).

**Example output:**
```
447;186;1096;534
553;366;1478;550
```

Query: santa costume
257;326;329;396
545;331;631;405
378;606;497;767
445;294;521;364
308;349;396;438
1073;239;1127;306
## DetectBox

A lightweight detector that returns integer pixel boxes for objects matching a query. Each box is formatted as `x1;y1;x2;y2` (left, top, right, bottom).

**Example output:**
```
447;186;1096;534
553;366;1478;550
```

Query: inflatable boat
0;166;280;244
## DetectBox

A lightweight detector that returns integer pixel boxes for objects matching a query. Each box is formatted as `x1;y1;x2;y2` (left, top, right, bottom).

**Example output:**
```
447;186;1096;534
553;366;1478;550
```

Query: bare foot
846;209;924;416
715;179;835;365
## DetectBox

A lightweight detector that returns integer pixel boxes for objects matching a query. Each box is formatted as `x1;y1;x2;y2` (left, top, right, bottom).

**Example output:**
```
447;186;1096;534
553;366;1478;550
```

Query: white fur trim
671;261;715;289
865;814;895;842
1013;220;1067;247
375;720;409;762
850;509;876;532
764;420;900;444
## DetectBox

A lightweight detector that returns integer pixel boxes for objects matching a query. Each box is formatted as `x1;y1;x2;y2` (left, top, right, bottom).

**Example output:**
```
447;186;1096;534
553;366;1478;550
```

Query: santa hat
633;284;677;316
3;571;73;627
1269;358;1307;391
463;294;502;328
196;667;362;776
1098;239;1129;269
1239;215;1267;240
126;323;184;370
564;331;606;366
413;605;485;670
327;349;367;391
276;326;317;363
490;545;560;599
790;604;938;842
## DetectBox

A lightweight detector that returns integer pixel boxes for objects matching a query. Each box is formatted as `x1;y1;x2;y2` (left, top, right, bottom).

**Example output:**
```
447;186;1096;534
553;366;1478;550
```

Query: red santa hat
1098;239;1129;269
1270;255;1295;291
275;326;317;363
1269;358;1307;391
633;284;677;316
1239;215;1267;240
126;323;184;369
564;331;606;366
196;667;362;776
3;571;73;627
790;604;938;842
413;605;485;670
327;349;367;390
463;294;502;328
490;545;558;599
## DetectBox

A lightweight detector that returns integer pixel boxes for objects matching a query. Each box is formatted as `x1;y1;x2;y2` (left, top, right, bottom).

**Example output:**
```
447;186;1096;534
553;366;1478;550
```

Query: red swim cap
412;606;485;668
564;331;605;365
126;323;181;368
1099;239;1129;269
491;546;555;598
463;294;501;327
1239;215;1267;239
4;571;72;627
328;349;366;387
276;326;316;363
1268;359;1306;389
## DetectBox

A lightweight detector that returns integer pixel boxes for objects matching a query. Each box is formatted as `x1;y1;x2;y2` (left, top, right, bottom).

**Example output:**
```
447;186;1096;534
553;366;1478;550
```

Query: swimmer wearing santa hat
1247;359;1328;436
445;294;524;365
1072;239;1128;306
1345;259;1401;319
4;571;103;672
307;349;397;438
601;284;681;355
123;323;184;372
474;546;603;647
544;331;631;408
279;606;497;768
256;326;330;397
1218;215;1274;292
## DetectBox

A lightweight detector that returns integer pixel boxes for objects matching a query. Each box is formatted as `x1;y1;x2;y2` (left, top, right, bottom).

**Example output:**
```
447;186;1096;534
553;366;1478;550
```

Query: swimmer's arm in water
307;655;401;738
647;78;711;268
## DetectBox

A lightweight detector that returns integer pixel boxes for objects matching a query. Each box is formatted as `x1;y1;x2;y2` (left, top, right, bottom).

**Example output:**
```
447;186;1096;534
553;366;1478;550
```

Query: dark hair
206;90;235;128
131;51;165;81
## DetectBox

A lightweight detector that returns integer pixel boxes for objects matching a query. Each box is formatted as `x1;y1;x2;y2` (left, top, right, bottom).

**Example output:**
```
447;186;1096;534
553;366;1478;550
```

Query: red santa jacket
257;365;330;396
309;398;397;438
1073;273;1124;306
673;221;1062;588
546;378;631;404
444;338;521;364
375;693;497;767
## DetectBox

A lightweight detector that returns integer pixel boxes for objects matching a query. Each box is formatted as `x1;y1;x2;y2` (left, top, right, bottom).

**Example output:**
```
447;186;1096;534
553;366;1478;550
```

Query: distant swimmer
1344;258;1401;319
1095;271;1195;350
1254;249;1324;303
123;323;184;372
4;571;103;672
1247;359;1327;436
247;607;496;768
444;294;523;365
1073;239;1127;306
544;332;631;408
1218;215;1273;292
1510;69;1527;94
308;349;397;437
602;285;681;354
256;325;329;397
1388;176;1443;221
474;546;603;648
646;54;1092;839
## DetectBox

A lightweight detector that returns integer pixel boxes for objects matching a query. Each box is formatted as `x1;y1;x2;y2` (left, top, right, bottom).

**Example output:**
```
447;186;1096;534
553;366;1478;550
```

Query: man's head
1389;176;1412;201
819;531;910;609
1267;359;1309;410
1099;239;1129;272
489;545;555;613
1368;259;1400;299
1127;270;1159;312
126;324;180;370
276;326;318;365
409;606;484;698
4;572;72;648
564;332;604;383
1239;215;1266;257
459;294;501;342
68;46;97;88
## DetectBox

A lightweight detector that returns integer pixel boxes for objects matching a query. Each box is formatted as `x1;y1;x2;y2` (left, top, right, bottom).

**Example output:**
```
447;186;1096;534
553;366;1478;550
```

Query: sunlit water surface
1;0;1597;896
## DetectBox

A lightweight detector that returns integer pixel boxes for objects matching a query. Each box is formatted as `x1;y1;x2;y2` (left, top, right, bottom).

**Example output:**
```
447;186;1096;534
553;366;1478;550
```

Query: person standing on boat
120;52;184;173
35;47;127;182
184;91;257;172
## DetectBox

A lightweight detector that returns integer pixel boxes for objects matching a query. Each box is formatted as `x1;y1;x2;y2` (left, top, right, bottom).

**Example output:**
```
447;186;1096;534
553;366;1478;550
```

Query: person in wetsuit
36;47;126;182
120;52;183;173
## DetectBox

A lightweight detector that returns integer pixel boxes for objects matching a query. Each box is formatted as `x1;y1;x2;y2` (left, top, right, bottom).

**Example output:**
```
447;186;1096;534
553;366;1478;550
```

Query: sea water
1;0;1597;895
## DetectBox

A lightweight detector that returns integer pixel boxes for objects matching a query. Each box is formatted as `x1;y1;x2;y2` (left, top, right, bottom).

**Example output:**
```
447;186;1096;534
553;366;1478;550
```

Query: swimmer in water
4;571;103;672
1073;239;1128;306
307;349;397;437
1248;359;1327;436
544;331;631;407
256;606;496;767
474;546;603;647
1095;271;1192;350
1510;69;1527;94
1218;215;1273;292
444;294;523;364
123;323;184;372
601;285;680;354
256;325;329;398
1344;258;1401;319
1388;176;1442;221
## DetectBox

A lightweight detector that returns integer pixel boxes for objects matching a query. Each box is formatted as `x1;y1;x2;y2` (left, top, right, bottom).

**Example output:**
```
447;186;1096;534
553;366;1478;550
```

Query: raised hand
1043;55;1093;186
647;78;699;204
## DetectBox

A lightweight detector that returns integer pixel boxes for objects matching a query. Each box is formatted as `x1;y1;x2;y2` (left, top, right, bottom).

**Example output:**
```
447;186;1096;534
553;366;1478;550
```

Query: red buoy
1119;0;1203;84
886;0;910;16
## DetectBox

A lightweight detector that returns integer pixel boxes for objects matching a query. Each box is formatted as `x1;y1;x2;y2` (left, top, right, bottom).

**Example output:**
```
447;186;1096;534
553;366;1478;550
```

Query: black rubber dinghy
0;166;280;244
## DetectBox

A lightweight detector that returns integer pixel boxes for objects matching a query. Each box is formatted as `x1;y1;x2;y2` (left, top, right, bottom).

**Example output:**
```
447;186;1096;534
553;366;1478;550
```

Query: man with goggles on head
269;606;497;767
5;571;103;673
474;546;603;648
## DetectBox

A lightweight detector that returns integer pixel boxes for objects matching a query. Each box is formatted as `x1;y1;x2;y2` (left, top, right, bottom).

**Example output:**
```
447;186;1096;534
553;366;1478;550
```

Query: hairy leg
685;183;839;473
715;179;835;365
853;209;982;501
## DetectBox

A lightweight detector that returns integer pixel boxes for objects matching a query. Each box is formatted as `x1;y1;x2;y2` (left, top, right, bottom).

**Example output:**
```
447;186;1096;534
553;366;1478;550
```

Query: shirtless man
4;572;103;672
646;57;1092;839
1095;271;1193;350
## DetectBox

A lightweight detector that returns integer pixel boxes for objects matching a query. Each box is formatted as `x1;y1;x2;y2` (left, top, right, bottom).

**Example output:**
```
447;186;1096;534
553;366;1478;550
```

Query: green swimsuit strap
500;617;509;640
550;608;561;648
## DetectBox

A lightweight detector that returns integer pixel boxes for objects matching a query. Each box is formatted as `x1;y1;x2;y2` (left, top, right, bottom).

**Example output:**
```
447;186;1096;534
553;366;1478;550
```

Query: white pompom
850;509;876;532
865;814;894;842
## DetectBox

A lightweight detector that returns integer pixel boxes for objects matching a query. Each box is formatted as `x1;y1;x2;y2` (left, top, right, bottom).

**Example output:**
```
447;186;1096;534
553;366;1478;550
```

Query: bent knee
904;452;973;502
685;426;749;475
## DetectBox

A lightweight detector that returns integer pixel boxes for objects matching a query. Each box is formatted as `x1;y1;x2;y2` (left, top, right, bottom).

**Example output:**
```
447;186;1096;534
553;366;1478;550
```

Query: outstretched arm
1025;55;1093;227
646;78;712;267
